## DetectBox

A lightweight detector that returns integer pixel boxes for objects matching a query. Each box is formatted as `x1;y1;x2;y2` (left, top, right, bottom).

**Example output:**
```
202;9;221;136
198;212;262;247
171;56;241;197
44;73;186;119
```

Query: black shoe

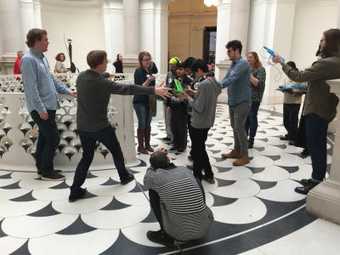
203;175;215;184
188;155;193;162
248;139;254;149
146;230;175;247
69;188;88;202
161;137;171;141
289;141;296;146
41;172;65;181
280;135;289;141
295;180;320;195
300;149;309;158
121;174;134;185
38;169;62;177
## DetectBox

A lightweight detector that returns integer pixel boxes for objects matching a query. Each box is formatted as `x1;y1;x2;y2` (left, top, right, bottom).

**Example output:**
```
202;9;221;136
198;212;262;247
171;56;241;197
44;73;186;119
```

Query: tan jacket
282;56;340;121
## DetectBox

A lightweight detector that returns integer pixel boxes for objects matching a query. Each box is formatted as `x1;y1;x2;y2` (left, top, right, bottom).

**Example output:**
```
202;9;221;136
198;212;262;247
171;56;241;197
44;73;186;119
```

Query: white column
307;80;340;225
251;0;297;105
103;0;124;72
20;0;42;41
123;0;140;72
0;0;25;74
337;0;340;27
215;0;232;81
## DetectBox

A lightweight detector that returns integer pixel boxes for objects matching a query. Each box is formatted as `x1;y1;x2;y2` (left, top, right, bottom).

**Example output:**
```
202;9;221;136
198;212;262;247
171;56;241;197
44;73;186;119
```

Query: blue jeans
305;114;328;181
245;101;260;140
133;103;152;129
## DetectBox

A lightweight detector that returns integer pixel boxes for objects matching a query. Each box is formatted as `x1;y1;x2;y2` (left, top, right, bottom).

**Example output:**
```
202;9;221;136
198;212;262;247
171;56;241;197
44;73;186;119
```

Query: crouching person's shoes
221;149;241;159
147;230;175;247
295;179;320;195
233;156;250;166
69;188;88;202
202;175;215;184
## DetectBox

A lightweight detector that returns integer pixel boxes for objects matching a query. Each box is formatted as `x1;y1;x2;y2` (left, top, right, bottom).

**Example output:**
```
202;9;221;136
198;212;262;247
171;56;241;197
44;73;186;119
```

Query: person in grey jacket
144;149;213;247
185;59;221;184
69;50;170;202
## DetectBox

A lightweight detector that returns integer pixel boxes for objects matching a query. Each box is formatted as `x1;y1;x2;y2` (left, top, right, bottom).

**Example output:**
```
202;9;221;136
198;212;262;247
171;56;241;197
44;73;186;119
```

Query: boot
248;138;254;149
233;155;250;166
137;128;148;154
145;128;154;152
221;149;241;159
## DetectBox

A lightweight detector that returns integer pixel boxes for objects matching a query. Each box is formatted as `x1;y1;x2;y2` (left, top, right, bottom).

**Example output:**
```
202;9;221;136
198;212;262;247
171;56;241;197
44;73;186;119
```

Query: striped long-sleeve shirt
144;166;214;241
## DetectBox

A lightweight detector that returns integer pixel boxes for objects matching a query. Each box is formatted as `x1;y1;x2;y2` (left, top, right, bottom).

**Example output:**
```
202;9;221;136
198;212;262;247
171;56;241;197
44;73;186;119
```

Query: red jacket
13;57;21;75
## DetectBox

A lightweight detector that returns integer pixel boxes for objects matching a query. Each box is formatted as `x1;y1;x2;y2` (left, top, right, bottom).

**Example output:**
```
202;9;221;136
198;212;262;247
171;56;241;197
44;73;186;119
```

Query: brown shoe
137;128;148;154
222;149;241;159
145;128;154;153
233;156;250;166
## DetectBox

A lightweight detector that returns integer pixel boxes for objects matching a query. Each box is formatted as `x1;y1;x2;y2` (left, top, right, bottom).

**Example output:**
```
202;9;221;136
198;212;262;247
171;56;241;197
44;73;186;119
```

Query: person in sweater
184;59;221;184
69;50;170;202
274;28;340;194
144;149;213;247
245;51;266;149
133;51;158;154
13;50;24;75
21;29;76;181
280;61;305;143
220;40;252;166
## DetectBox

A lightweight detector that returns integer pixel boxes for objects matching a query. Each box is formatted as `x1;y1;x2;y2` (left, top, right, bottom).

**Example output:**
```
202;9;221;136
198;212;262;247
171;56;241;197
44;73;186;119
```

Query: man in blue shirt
21;28;76;181
220;40;251;166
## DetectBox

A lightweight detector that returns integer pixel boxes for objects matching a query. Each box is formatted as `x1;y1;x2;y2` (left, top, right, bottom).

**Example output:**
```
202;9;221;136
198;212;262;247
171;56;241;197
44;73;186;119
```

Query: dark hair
247;51;262;69
192;59;209;73
138;51;152;67
116;54;122;62
286;61;298;71
87;50;107;69
26;28;47;48
226;40;243;54
320;28;340;58
150;151;170;169
183;57;196;69
55;53;65;61
176;63;185;69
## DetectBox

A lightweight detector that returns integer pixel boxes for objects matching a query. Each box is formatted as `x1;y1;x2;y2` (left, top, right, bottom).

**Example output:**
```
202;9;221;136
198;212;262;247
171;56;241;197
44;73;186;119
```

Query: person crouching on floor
144;149;214;247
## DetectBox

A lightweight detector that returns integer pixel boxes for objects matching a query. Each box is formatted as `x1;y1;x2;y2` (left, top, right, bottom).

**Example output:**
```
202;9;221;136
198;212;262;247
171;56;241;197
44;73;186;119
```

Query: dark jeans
133;103;152;129
189;125;213;180
71;126;130;192
305;114;328;181
283;103;301;140
30;110;60;174
170;108;188;150
295;114;307;149
245;101;261;140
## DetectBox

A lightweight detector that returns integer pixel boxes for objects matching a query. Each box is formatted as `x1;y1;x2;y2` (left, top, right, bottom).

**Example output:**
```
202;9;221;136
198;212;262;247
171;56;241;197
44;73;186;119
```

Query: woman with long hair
274;28;340;194
133;51;156;154
245;51;266;148
54;52;68;73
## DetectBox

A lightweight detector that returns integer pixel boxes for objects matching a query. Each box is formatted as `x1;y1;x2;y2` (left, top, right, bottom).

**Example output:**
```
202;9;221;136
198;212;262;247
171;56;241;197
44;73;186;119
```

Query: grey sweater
189;78;221;129
76;69;154;132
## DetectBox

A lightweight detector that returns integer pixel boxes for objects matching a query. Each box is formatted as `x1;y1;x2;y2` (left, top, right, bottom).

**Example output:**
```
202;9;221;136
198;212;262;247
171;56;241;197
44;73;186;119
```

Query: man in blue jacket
220;40;251;166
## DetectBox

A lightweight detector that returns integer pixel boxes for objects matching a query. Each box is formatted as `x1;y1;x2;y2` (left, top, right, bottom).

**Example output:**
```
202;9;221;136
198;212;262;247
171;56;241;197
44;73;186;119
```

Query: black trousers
170;108;188;150
71;126;129;192
283;103;301;140
149;189;164;230
30;110;60;174
189;125;213;180
305;114;328;181
245;101;260;140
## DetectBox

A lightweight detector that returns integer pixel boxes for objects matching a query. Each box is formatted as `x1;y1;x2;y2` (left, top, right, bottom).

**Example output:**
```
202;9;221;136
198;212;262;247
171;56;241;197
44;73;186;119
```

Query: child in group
167;63;191;152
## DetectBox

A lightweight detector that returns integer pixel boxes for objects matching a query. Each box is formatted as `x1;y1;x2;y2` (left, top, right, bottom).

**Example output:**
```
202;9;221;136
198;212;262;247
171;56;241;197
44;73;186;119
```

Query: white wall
290;0;337;69
40;1;106;71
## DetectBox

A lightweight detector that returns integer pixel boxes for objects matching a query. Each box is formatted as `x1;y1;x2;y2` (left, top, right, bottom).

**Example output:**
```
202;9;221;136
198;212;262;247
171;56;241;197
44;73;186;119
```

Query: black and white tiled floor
0;104;337;255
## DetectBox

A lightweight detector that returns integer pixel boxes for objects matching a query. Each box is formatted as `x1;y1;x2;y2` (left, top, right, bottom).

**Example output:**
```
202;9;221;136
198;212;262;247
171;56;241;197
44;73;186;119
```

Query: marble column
307;80;340;225
20;0;42;40
123;0;140;72
0;0;25;74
